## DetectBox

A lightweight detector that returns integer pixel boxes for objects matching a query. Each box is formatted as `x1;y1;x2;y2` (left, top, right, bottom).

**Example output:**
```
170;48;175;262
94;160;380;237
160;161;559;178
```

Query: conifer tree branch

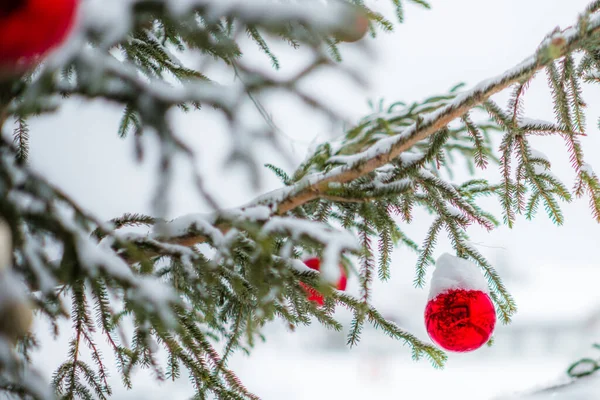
272;30;594;214
152;11;600;250
3;2;600;397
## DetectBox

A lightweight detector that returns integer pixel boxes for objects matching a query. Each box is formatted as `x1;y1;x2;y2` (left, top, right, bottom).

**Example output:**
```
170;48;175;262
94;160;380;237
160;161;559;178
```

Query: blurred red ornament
0;0;79;72
334;10;369;43
299;257;347;306
424;289;496;352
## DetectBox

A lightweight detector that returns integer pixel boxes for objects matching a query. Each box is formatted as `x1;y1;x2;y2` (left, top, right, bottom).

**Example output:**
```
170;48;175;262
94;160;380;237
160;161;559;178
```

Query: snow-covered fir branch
1;0;600;398
136;8;600;248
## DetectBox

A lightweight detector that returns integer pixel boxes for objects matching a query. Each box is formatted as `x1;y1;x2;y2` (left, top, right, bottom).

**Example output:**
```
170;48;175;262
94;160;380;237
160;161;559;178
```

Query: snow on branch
92;7;600;329
109;205;359;286
55;51;241;110
48;0;356;59
163;0;355;29
148;6;600;249
0;145;179;326
14;0;370;215
265;13;600;212
15;0;597;278
262;217;359;283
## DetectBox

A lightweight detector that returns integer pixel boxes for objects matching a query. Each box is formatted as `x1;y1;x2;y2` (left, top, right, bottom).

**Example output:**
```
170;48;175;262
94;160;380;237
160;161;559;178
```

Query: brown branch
82;329;111;393
271;24;600;213
133;14;600;252
275;71;535;214
319;194;375;203
68;320;83;397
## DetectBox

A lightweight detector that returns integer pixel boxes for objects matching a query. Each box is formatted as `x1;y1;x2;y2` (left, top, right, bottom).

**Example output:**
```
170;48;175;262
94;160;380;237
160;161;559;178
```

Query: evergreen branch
146;13;600;251
461;113;488;169
337;292;446;367
392;0;404;23
581;165;600;221
59;283;89;399
588;0;600;13
267;22;598;211
547;59;587;196
358;219;375;303
495;129;517;225
81;329;111;399
408;0;432;9
246;26;280;69
7;4;600;399
515;137;570;224
547;60;573;135
93;213;157;240
376;206;394;281
117;104;141;139
215;307;244;374
525;189;541;219
508;79;530;127
565;54;587;134
264;164;292;186
414;217;443;287
463;245;517;322
12;116;29;164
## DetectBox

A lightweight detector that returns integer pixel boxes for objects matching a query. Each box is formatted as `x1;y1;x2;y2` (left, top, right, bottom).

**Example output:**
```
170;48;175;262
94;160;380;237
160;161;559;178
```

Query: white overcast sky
16;0;600;398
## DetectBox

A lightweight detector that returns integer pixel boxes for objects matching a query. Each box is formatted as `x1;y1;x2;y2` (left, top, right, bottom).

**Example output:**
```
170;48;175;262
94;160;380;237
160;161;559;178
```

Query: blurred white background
15;0;600;398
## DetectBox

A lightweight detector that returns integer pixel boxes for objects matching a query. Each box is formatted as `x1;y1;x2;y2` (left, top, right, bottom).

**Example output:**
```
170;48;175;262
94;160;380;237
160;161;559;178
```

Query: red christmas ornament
334;10;369;43
424;253;496;352
0;0;79;72
299;257;347;306
425;289;496;352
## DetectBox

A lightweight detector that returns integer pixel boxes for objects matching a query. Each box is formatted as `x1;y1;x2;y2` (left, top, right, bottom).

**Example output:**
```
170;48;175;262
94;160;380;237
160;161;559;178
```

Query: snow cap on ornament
425;253;496;353
428;253;490;300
